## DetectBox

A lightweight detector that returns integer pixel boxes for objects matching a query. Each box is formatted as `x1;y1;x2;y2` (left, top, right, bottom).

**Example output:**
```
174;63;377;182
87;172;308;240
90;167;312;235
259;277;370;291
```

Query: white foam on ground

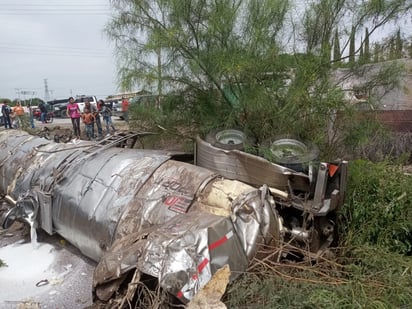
0;242;57;302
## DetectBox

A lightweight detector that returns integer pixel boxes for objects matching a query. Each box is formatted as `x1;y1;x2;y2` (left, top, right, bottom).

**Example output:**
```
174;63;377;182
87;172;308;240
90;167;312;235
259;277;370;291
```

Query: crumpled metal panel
196;136;310;192
193;179;277;260
0;130;171;261
113;159;217;240
140;210;249;302
93;176;277;303
51;148;171;261
0;130;280;304
93;210;249;302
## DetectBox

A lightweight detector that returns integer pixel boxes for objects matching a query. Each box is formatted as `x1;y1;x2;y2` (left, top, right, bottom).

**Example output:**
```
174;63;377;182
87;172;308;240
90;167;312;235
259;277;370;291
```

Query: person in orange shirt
12;101;26;129
121;96;129;124
81;108;95;140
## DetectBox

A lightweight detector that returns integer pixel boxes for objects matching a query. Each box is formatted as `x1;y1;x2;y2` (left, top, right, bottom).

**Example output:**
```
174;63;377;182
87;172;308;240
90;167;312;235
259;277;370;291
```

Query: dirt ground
26;116;130;141
24;117;191;152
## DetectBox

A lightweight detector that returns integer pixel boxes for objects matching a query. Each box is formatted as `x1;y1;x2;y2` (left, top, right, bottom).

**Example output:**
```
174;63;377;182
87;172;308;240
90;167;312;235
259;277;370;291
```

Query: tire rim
270;139;312;164
215;129;245;146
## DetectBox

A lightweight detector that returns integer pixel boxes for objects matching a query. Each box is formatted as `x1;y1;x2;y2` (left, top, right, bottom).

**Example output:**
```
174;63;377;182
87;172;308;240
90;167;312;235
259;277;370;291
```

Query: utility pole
20;90;36;106
44;79;49;102
15;88;21;101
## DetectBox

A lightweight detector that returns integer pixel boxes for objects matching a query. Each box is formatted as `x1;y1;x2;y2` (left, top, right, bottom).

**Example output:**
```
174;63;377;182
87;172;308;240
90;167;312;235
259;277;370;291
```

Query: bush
340;159;412;255
224;246;412;308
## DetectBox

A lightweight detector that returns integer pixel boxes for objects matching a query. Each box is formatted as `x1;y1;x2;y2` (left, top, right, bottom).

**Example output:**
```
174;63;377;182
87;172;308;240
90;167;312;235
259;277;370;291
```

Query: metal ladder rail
49;131;153;186
81;132;152;157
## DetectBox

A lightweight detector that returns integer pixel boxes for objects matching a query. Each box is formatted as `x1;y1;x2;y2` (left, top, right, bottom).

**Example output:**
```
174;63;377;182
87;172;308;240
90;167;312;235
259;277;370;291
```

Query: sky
0;0;117;101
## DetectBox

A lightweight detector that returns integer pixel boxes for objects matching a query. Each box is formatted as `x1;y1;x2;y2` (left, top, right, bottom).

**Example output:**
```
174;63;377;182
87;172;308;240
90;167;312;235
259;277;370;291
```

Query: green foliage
0;98;11;104
341;160;412;255
107;0;412;150
224;246;412;308
129;98;198;151
339;113;389;158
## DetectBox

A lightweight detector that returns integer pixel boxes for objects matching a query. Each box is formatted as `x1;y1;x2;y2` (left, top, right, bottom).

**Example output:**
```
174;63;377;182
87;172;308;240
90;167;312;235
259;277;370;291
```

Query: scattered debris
186;264;231;309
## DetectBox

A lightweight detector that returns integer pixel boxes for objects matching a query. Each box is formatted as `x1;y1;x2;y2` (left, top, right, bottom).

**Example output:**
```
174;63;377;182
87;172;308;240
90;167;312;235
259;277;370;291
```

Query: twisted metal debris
0;129;347;306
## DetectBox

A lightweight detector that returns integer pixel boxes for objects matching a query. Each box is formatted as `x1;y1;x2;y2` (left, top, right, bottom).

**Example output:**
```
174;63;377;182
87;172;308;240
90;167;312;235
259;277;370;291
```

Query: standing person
1;101;12;129
38;101;48;124
94;100;104;138
12;101;26;129
85;99;103;138
101;100;116;135
27;102;35;129
66;97;81;140
121;96;129;124
84;99;96;138
81;108;95;140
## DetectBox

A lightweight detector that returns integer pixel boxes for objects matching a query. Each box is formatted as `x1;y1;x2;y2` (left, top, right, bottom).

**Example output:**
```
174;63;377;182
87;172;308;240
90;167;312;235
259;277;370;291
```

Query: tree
395;28;403;58
333;28;341;63
106;0;292;133
364;27;370;63
408;39;412;58
359;35;364;62
389;36;396;59
349;26;356;64
373;42;381;62
106;0;412;148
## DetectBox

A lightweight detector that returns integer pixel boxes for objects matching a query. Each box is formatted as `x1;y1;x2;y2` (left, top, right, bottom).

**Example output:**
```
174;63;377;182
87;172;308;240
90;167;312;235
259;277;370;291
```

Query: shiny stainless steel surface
0;130;278;305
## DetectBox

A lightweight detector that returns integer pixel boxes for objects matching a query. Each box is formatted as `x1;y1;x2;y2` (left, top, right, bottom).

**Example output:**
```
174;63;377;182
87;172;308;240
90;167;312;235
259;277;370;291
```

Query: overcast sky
0;0;117;101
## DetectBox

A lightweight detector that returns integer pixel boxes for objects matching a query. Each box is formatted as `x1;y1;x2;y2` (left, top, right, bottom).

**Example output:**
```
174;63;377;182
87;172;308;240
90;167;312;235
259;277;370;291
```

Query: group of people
1;100;32;129
66;97;117;141
1;96;129;141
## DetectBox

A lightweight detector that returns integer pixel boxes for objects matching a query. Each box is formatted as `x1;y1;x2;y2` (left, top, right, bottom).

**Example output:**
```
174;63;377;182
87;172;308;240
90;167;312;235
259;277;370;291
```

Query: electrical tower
44;79;49;102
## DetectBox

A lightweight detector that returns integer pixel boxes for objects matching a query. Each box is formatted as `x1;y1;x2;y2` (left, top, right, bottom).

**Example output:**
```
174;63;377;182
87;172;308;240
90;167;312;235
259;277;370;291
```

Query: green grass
224;246;412;308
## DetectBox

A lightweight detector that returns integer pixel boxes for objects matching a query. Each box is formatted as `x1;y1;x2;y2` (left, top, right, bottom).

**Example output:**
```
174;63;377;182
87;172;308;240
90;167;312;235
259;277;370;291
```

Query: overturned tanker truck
0;129;347;307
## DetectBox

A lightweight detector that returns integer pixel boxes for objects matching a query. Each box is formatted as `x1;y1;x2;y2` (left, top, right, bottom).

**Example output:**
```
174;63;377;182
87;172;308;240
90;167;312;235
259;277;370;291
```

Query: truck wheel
205;129;247;151
269;138;319;172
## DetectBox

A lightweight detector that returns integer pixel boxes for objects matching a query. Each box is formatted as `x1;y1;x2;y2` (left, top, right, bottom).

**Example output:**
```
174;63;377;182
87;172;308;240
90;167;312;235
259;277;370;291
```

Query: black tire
269;138;319;172
205;129;247;151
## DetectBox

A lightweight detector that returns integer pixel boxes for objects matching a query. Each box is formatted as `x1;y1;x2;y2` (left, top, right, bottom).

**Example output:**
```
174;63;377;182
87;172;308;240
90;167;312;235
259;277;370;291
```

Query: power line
0;2;110;14
0;44;111;58
0;43;109;54
0;49;110;58
0;4;108;7
0;11;110;16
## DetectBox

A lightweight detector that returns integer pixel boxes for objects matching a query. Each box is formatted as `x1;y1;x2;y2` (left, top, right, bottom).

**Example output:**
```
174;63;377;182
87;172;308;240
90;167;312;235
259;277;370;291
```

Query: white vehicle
48;95;98;118
75;95;98;113
0;106;3;126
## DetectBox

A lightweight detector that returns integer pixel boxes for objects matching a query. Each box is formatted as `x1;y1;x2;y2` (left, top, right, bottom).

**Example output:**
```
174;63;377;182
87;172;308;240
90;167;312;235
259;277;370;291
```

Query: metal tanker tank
0;130;279;304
